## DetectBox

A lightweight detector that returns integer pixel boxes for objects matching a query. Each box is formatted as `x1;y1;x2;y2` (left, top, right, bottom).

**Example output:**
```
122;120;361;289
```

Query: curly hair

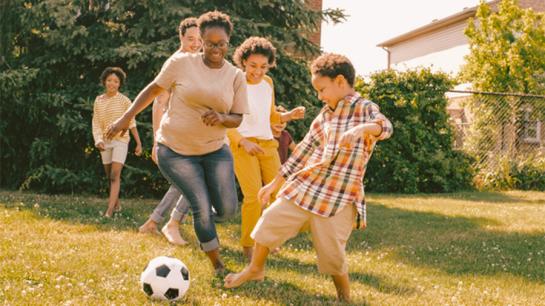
178;17;198;37
310;53;355;86
197;11;233;37
100;67;126;87
233;36;277;69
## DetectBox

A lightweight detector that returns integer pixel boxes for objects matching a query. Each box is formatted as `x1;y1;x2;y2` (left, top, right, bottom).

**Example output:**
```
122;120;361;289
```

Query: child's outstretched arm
266;75;305;124
106;83;165;139
339;103;393;149
279;106;305;122
339;123;381;150
258;173;285;208
265;76;298;124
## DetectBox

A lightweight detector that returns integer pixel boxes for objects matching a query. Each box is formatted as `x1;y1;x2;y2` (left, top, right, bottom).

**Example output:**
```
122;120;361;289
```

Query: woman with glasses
106;11;248;275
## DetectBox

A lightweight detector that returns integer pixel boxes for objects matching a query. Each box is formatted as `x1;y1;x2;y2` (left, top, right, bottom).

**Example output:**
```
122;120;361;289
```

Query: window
522;106;541;144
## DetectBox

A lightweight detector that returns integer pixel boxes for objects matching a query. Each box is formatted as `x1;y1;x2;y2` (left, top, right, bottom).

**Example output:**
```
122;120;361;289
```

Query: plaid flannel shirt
278;93;393;228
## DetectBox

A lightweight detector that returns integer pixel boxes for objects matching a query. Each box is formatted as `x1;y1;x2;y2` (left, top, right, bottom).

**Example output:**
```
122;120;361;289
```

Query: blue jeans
149;185;189;223
157;143;238;252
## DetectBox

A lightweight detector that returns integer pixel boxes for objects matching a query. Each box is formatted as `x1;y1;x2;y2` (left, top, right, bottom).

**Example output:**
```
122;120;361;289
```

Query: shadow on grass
249;199;545;284
373;191;545;204
213;249;367;305
0;191;156;232
222;278;351;306
2;190;544;285
219;245;416;302
351;201;545;283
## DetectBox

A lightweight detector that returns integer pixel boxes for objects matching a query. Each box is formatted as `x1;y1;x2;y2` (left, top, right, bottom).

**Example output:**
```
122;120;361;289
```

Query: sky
321;0;482;77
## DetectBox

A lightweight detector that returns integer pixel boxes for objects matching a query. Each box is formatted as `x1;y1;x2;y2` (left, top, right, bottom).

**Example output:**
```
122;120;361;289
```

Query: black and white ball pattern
140;256;190;301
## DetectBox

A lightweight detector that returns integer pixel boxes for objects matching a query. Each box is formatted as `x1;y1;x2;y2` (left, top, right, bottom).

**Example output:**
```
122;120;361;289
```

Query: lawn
1;190;544;305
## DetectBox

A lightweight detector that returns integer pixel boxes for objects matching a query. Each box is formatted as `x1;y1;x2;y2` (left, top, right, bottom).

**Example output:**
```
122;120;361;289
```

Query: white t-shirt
236;78;274;140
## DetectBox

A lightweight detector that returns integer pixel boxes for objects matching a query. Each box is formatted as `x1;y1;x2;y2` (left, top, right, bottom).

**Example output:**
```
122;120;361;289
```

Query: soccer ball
140;256;190;301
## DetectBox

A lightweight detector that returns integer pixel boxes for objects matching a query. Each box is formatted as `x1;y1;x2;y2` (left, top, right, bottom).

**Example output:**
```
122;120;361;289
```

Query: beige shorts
99;140;128;165
251;197;355;275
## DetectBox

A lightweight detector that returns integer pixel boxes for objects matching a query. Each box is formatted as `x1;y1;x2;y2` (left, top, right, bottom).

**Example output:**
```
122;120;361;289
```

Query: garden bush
0;0;343;196
358;69;474;193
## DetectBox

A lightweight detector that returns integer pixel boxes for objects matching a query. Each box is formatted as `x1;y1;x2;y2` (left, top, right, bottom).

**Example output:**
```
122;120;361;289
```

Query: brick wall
305;0;323;46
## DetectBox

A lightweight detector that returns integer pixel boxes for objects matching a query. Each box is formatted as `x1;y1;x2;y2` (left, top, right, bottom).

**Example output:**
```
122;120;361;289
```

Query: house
376;0;545;74
377;0;545;154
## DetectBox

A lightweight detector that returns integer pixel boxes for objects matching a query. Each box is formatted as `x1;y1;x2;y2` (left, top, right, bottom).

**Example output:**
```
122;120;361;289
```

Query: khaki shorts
251;197;355;275
99;140;128;165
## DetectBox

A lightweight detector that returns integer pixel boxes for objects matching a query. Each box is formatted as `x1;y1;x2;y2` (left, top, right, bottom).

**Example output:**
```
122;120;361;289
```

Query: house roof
377;0;500;48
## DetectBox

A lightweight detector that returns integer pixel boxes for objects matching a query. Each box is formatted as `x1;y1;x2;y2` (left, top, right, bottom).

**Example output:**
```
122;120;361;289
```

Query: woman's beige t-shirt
154;53;249;156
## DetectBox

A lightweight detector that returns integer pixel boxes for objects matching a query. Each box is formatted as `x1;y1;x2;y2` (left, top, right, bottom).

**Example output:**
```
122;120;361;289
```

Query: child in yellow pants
228;37;305;261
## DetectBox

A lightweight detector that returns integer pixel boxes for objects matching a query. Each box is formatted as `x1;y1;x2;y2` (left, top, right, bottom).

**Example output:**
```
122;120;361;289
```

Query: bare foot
113;200;122;212
103;210;113;218
224;266;264;288
161;224;187;246
138;221;160;235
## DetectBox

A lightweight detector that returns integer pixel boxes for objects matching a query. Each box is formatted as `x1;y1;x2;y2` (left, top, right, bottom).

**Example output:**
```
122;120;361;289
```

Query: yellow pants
231;138;281;247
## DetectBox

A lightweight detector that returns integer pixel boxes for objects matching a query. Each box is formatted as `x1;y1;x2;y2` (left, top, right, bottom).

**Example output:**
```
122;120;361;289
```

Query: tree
0;0;345;195
459;0;545;189
461;0;545;93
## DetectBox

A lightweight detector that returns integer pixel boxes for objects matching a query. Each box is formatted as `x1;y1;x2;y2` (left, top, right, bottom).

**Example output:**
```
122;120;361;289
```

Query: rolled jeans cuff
150;211;165;223
200;237;220;252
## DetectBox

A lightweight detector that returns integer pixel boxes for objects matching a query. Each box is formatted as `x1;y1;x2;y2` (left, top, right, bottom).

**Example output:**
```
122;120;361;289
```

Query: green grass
1;190;545;305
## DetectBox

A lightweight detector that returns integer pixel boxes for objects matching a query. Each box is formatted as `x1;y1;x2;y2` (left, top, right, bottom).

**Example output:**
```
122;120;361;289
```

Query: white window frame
522;106;541;144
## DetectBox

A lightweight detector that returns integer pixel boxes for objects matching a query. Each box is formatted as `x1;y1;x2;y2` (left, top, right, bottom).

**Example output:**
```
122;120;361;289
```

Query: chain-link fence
446;90;545;188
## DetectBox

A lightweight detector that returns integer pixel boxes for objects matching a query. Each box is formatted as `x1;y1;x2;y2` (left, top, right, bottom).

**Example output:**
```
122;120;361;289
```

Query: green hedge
1;0;343;196
1;2;475;195
359;69;474;193
475;155;545;191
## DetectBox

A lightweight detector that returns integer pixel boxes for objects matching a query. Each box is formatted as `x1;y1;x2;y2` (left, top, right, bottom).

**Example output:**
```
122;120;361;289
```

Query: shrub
358;69;474;193
476;154;545;191
1;0;344;196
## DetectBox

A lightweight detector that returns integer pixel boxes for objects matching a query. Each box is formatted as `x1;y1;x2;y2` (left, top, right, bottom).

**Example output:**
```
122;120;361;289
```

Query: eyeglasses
203;41;229;49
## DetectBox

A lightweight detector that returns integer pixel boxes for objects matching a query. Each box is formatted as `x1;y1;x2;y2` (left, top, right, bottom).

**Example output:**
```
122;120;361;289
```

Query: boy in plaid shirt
224;53;393;302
